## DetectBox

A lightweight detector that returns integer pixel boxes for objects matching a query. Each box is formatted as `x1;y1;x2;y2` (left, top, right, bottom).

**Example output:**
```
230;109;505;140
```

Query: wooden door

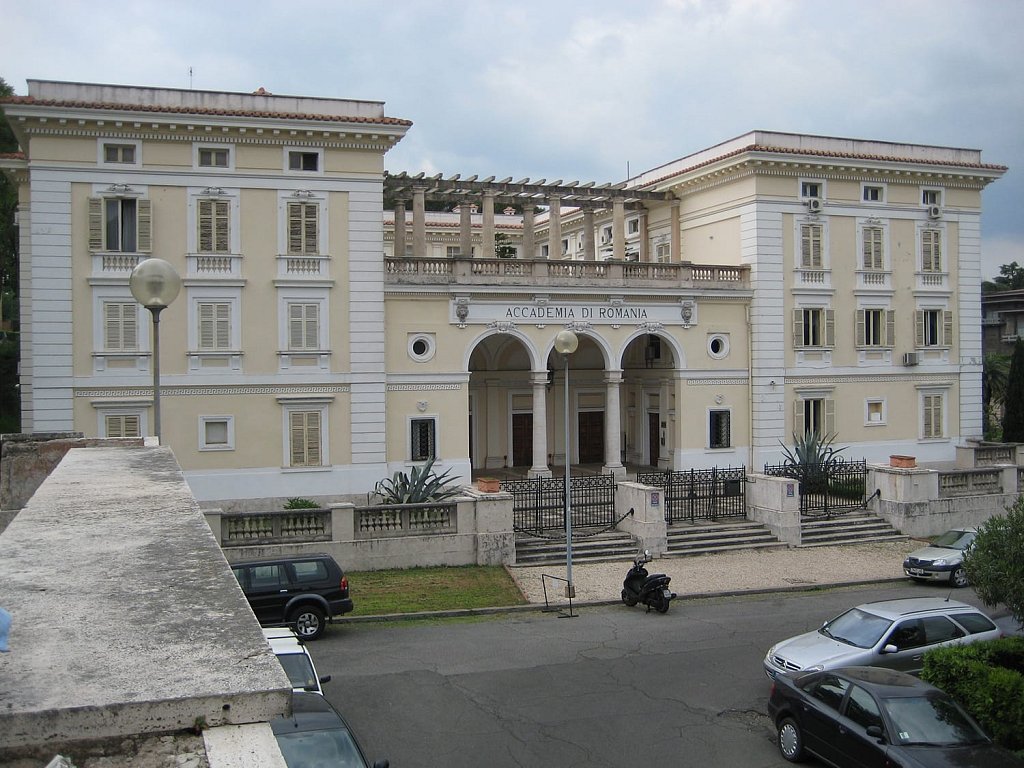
648;412;660;467
578;411;604;464
512;413;533;467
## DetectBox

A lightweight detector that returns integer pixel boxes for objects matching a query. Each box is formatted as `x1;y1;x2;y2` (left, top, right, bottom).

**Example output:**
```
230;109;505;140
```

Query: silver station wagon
763;597;1001;679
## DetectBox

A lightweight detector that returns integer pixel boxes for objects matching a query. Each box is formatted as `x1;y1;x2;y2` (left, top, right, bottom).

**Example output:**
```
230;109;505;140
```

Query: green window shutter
89;197;104;250
306;412;321;465
104;303;121;349
303;203;318;254
304;304;319;349
214;200;230;253
943;311;954;346
824;309;835;347
289;412;306;466
855;310;866;346
915;311;925;348
288;203;303;254
885;310;895;347
198;200;213;252
137;199;152;252
793;400;805;439
215;303;231;349
825;399;836;436
123;414;140;438
793;309;804;348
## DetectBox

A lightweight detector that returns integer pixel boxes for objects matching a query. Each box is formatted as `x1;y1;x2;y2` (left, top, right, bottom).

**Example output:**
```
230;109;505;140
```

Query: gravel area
508;540;914;604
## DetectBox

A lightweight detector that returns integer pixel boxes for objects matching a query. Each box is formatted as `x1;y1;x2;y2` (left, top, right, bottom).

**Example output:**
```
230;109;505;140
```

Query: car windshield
277;653;318;691
931;530;975;550
820;608;893;648
882;695;989;747
276;729;368;767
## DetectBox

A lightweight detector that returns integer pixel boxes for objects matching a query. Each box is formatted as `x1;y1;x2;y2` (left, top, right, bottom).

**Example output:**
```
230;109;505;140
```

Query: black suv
231;553;353;640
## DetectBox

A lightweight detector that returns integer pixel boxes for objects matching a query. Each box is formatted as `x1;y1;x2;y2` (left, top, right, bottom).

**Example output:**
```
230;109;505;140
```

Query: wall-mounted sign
786;483;795;498
651;491;660;507
452;299;689;326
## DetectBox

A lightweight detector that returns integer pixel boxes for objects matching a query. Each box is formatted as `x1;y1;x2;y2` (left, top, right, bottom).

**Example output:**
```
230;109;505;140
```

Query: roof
859;597;975;619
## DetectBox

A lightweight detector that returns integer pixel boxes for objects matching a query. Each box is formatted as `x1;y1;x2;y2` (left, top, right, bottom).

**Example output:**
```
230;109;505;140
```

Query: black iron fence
636;466;747;523
503;474;617;535
762;458;869;517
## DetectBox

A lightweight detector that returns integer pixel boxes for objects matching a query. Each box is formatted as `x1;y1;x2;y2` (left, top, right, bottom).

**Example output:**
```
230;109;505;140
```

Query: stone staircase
666;520;787;556
799;513;908;547
514;529;637;565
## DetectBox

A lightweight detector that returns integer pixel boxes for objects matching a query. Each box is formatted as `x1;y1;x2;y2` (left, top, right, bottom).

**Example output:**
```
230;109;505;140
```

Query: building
981;287;1024;357
0;81;1007;508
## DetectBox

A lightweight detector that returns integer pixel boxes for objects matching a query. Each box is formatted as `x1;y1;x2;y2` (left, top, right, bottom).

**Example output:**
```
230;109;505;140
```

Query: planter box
476;477;501;493
890;455;917;469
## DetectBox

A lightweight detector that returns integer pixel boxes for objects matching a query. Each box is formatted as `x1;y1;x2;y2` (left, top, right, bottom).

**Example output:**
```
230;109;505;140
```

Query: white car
263;627;332;695
902;527;977;588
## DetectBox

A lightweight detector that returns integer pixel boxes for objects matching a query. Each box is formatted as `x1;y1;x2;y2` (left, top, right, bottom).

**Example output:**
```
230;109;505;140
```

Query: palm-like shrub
372;456;461;505
778;431;847;493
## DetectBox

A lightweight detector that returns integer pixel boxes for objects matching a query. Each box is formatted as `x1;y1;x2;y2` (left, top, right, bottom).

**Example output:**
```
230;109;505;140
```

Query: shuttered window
411;418;436;461
289;411;322;467
88;197;151;253
862;226;884;270
794;308;835;348
856;309;895;347
105;414;141;438
915;310;954;347
198;199;231;253
198;302;231;350
922;230;942;272
287;203;319;254
103;302;138;351
923;394;944;439
794;398;836;439
288;303;319;350
800;224;823;268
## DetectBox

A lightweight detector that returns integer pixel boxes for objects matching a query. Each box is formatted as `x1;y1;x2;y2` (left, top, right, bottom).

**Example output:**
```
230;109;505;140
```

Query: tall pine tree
1001;338;1024;441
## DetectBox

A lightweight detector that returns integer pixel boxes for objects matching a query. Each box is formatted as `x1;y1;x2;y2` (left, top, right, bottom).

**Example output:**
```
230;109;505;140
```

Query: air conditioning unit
927;204;942;219
806;197;823;213
903;352;920;366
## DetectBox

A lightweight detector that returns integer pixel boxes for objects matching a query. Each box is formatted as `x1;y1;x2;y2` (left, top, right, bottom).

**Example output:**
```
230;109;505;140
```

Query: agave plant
778;431;847;493
372;456;461;505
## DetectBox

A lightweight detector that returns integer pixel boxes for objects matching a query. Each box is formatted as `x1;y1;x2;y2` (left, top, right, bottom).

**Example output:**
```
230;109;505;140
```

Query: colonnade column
612;198;625;261
670;200;681;262
482;191;495;259
658;377;672;470
529;372;552;478
459;200;473;257
547;195;561;259
522;207;535;259
412;185;427;258
393;199;407;257
603;370;626;478
583;208;596;260
638;205;649;262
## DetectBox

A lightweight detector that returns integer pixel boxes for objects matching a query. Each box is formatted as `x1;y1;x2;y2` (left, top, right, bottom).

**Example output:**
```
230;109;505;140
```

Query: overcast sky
4;0;1022;278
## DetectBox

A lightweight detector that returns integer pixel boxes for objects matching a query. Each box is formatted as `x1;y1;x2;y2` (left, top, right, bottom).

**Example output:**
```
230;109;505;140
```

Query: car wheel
621;589;638;607
950;567;969;588
777;717;805;763
291;605;326;640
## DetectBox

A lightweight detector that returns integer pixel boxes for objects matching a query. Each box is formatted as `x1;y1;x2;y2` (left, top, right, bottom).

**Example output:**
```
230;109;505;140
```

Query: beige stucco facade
1;83;1007;509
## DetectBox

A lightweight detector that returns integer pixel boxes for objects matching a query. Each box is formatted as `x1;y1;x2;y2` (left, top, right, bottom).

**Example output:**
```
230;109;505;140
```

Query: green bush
283;497;319;510
922;637;1024;751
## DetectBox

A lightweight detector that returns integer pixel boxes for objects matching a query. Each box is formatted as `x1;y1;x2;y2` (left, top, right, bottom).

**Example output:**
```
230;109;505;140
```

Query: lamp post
553;329;579;599
129;258;181;442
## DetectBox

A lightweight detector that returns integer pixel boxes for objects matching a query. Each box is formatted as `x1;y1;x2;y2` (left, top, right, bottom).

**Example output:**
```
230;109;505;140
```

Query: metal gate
503;474;617;535
763;459;868;517
637;467;747;523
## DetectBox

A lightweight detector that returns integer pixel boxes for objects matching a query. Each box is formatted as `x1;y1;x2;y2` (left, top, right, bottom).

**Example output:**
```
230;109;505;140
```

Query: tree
983;353;1011;440
985;261;1024;293
0;76;20;433
1002;339;1024;441
962;497;1024;629
495;232;516;259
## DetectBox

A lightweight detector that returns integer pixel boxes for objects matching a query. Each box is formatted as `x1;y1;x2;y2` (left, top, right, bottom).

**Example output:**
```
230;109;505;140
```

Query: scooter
621;550;676;614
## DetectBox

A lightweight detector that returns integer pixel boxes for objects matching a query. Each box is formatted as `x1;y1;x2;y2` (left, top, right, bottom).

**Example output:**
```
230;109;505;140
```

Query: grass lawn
348;565;528;615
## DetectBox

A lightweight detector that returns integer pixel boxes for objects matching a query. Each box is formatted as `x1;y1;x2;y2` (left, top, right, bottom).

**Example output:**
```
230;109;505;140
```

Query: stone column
393;199;407;257
547;195;561;259
670;200;681;262
612;198;625;261
583;208;596;261
412;186;427;258
482;191;495;259
459;200;473;257
522;207;535;259
603;370;626;478
658;377;672;469
529;372;552;478
638;206;648;262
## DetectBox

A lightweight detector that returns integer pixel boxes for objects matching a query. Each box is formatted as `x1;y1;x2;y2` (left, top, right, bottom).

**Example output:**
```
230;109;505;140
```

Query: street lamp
553;329;579;599
129;258;181;443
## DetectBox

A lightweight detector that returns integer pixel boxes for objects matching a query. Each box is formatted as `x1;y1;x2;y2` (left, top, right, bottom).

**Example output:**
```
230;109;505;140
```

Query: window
288;303;320;351
862;226;884;270
800;224;823;268
801;181;822;199
292;560;329;583
866;400;885;424
446;246;462;258
708;334;729;359
862;185;883;202
628;218;639;234
794;308;835;348
105;413;141;438
287;202;319;255
103;302;138;351
88;197;152;253
198;147;230;168
805;674;849;711
198;302;232;350
887;619;927;651
655;242;670;263
199;416;234;451
601;226;612;244
103;143;136;164
916;310;953;347
795;397;835;438
922;189;941;206
198;199;231;253
408;333;436;362
709;410;731;449
288;151;320;172
923;393;944;439
289;411;322;467
845;685;884;732
561;238;569;255
922;230;942;272
856;309;894;348
411;418;436;461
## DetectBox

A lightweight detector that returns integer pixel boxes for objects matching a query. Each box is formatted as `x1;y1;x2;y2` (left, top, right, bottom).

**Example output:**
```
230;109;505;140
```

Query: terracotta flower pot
477;477;501;493
889;455;917;469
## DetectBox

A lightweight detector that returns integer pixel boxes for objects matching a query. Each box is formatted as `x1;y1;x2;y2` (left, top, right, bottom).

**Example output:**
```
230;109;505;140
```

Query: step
797;533;910;548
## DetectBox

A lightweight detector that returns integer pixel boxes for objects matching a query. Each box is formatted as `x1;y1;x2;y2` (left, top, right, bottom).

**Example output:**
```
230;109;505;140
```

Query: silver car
763;597;1001;679
903;527;976;588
